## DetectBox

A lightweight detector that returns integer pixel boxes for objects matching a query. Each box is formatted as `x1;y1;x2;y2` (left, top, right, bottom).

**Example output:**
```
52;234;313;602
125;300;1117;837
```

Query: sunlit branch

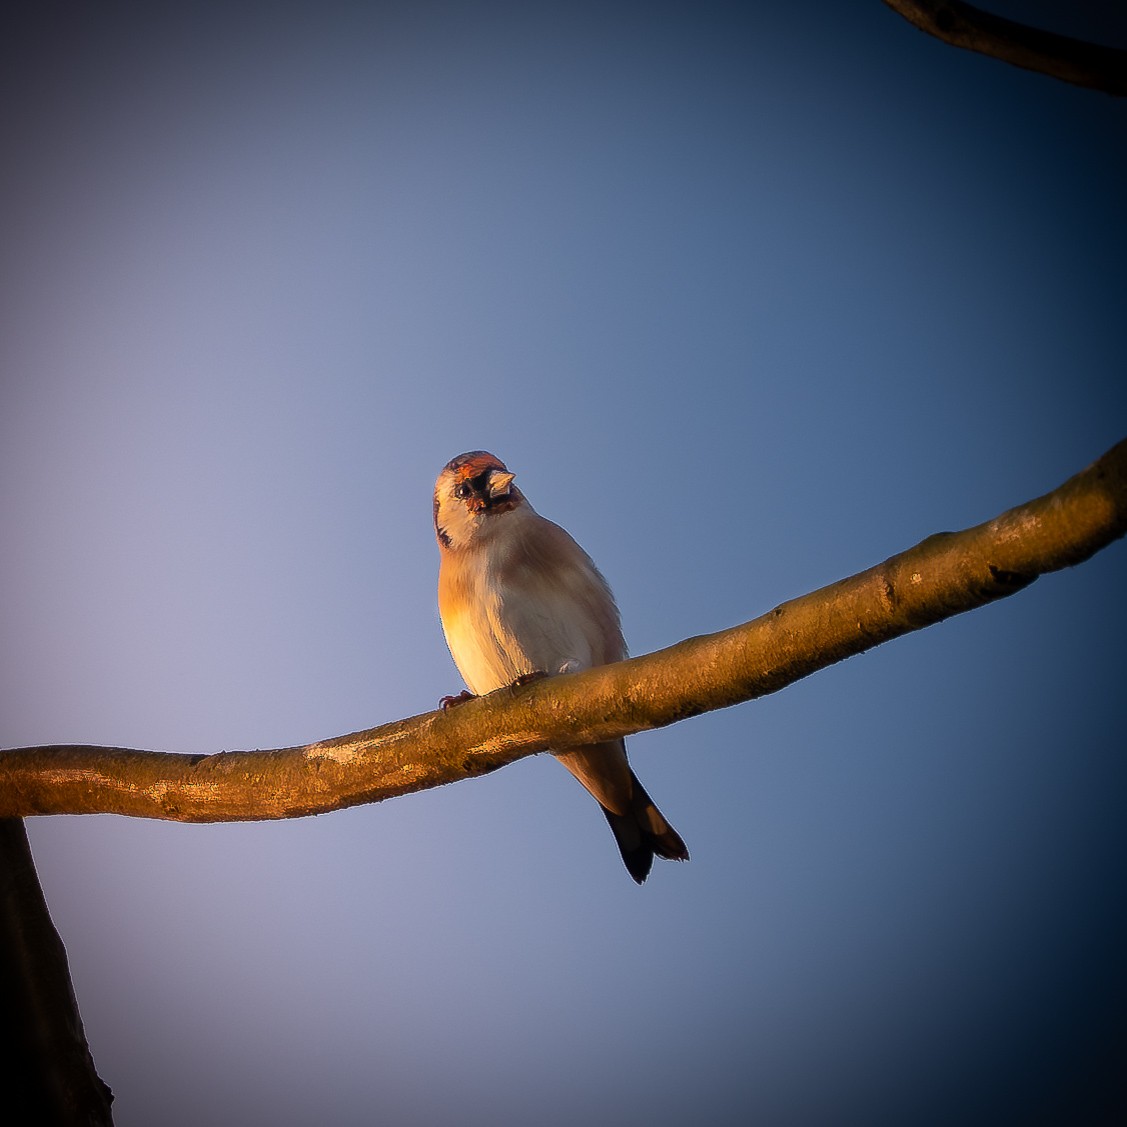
883;0;1127;96
2;438;1125;822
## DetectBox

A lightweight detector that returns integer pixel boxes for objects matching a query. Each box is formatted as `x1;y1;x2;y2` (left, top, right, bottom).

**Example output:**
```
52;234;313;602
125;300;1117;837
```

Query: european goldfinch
434;450;687;883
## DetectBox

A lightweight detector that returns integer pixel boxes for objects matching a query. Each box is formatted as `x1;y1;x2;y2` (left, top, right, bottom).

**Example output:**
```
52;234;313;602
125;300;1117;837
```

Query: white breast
439;510;617;695
442;569;598;694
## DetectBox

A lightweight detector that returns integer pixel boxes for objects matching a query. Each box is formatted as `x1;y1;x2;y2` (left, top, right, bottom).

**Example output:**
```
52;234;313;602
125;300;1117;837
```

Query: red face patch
451;452;507;483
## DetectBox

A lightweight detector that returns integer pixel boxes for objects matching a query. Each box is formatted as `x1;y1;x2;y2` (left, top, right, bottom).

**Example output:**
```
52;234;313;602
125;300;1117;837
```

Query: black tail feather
602;771;688;884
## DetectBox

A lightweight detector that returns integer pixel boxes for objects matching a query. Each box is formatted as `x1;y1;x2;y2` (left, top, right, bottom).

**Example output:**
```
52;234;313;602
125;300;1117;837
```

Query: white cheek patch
557;658;583;675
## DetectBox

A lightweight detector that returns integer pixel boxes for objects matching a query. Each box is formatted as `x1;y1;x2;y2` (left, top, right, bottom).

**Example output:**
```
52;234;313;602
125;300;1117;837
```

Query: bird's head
434;450;522;550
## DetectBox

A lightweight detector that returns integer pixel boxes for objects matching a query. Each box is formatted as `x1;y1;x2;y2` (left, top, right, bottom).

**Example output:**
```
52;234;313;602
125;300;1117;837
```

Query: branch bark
883;0;1127;96
2;437;1125;823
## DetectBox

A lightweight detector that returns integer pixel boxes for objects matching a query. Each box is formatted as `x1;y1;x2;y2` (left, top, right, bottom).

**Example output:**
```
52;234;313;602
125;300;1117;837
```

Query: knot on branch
986;564;1036;595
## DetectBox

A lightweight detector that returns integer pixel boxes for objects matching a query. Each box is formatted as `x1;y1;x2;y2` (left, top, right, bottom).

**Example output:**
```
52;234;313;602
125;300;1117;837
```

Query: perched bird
434;450;688;883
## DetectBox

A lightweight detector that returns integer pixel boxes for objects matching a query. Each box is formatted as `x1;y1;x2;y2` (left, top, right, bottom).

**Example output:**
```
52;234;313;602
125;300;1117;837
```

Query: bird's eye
454;482;471;500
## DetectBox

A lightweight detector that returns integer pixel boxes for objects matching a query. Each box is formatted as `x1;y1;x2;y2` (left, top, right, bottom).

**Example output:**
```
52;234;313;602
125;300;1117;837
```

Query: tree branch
2;438;1125;822
0;819;114;1124
883;0;1127;96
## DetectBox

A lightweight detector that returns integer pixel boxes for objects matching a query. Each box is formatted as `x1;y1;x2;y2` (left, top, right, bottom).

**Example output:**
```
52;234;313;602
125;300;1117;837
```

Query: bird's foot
509;670;549;690
439;690;476;710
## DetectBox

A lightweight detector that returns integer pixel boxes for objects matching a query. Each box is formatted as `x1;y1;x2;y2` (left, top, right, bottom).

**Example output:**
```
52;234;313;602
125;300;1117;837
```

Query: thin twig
883;0;1127;95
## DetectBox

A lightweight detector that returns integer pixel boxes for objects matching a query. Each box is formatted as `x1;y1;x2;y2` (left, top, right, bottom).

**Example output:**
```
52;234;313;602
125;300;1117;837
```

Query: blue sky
3;3;1125;1124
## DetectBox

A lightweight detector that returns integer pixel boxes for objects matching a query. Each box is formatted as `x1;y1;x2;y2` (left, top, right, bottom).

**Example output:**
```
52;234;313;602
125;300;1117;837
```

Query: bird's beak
488;470;515;498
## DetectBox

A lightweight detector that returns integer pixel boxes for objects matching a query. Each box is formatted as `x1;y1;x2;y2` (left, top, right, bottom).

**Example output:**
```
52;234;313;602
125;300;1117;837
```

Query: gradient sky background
3;2;1125;1125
